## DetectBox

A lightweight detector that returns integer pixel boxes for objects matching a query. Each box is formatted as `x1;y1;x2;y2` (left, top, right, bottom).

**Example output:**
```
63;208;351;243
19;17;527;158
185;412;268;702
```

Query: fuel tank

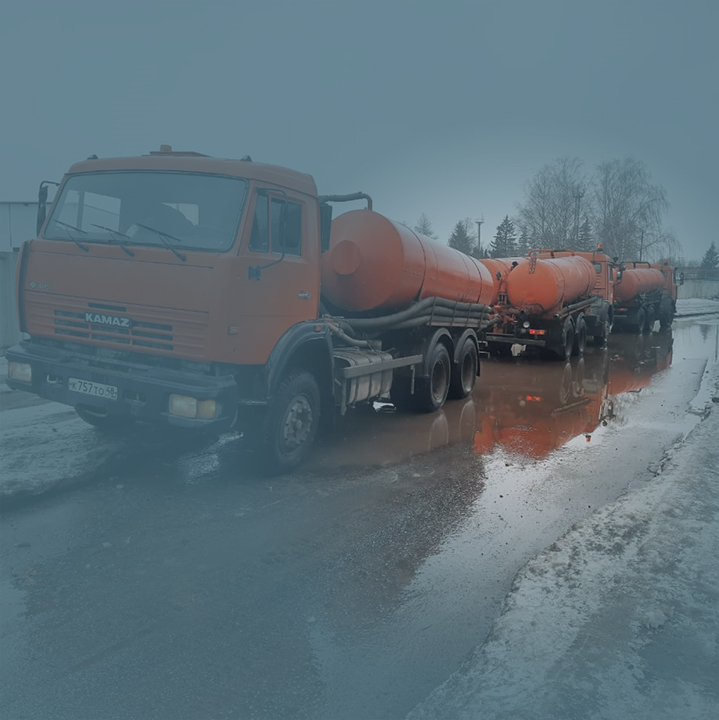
506;255;596;314
478;257;529;305
614;268;666;302
320;210;494;313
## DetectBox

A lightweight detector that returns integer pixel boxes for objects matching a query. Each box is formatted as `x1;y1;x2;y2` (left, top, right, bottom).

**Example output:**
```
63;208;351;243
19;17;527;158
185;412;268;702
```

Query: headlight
169;394;217;419
8;362;32;383
522;321;530;329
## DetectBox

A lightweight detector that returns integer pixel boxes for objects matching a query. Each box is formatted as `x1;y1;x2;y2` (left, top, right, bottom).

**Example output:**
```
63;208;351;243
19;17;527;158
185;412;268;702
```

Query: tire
260;370;320;474
75;405;135;432
448;338;478;399
659;296;674;330
414;343;451;413
644;305;656;333
572;314;587;357
557;317;574;361
635;307;646;334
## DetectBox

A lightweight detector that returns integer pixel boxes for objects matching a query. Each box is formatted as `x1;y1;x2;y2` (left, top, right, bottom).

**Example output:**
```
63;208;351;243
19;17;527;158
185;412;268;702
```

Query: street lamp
476;217;484;256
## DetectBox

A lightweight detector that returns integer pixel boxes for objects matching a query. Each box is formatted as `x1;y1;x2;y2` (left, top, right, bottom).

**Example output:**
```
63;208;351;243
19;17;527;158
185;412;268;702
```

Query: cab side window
249;194;270;252
277;200;302;256
249;194;302;257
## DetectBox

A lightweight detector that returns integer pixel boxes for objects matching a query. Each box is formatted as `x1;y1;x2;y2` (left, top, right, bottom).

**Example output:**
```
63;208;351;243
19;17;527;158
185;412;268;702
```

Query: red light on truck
525;395;542;402
528;329;546;336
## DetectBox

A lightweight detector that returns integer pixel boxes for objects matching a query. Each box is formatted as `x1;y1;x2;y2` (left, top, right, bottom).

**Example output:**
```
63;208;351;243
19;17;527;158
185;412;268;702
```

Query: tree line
412;156;716;268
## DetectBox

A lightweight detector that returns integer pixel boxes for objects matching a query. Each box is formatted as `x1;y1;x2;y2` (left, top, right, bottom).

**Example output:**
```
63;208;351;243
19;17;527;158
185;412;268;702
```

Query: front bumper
5;341;238;431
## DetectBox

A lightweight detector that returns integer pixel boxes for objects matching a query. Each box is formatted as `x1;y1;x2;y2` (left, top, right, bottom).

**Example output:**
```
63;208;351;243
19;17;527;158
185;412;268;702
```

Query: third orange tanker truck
612;260;680;333
6;147;496;472
482;249;616;360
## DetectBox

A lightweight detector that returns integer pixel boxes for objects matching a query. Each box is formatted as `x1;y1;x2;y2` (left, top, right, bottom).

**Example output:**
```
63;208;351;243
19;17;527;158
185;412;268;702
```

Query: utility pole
476;217;484;257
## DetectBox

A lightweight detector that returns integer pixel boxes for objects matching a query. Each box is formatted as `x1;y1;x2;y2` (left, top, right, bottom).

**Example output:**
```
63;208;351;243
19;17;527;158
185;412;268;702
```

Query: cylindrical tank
506;255;596;314
478;257;529;305
321;210;494;313
614;268;666;303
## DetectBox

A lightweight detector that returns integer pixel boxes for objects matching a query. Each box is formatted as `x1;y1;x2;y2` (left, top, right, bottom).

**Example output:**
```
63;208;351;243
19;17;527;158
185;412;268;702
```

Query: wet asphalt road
1;319;717;720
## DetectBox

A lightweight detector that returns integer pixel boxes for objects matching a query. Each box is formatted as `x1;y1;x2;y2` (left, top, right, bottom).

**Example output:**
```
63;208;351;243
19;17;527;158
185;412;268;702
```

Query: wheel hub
281;395;313;452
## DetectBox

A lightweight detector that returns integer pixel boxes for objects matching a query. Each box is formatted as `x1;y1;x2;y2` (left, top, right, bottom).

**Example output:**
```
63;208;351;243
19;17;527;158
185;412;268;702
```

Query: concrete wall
0;250;23;352
678;279;719;300
1;202;37;353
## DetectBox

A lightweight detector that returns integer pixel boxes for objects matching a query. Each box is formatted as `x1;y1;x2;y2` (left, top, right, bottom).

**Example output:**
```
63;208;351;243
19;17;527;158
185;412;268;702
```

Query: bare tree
592;157;675;261
517;157;588;249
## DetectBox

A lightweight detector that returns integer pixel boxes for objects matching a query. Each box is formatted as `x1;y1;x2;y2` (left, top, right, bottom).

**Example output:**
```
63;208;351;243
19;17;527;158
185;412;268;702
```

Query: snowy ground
408;340;719;719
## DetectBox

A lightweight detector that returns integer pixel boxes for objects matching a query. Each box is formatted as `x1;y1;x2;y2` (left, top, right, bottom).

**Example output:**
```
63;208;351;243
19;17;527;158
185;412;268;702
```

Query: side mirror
320;204;333;252
36;180;59;235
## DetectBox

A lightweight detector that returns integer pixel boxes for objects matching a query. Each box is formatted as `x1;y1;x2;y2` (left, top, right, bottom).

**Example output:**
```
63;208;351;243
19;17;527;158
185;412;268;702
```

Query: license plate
68;378;118;400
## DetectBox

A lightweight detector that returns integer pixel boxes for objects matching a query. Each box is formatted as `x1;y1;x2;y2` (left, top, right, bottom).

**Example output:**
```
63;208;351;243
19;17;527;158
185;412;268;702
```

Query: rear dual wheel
572;314;587;357
391;342;452;413
448;338;478;400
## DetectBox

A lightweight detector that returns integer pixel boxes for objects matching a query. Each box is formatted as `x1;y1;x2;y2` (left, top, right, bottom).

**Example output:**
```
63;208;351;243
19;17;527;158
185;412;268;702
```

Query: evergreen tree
700;241;718;269
448;219;476;256
490;216;517;258
516;224;531;256
414;213;438;239
577;216;593;252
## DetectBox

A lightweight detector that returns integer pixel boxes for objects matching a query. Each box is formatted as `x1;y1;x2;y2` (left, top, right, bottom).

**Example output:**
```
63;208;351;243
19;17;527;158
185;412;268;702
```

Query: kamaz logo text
84;312;132;328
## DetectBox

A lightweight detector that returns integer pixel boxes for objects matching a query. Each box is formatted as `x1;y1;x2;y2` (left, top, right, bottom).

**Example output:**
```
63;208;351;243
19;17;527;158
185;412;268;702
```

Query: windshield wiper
91;224;135;257
53;220;90;252
135;223;186;262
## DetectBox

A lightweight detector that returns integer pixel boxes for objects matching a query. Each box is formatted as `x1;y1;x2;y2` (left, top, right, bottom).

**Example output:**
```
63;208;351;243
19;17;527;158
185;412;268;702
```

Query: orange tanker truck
482;249;616;360
6;148;496;472
612;260;680;333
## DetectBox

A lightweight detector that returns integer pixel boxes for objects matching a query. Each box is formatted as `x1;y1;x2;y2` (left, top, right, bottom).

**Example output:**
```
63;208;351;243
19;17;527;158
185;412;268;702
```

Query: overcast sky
1;0;716;260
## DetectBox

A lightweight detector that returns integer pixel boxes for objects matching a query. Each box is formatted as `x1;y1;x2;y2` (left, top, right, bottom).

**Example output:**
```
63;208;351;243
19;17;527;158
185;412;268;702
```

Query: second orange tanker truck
7;148;496;472
482;249;616;360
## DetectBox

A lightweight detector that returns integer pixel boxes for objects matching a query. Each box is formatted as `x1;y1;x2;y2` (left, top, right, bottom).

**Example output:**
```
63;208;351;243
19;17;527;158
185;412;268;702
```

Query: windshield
44;171;248;252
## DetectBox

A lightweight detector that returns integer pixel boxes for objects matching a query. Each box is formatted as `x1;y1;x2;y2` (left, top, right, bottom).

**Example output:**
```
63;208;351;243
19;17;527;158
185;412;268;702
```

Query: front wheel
260;370;320;474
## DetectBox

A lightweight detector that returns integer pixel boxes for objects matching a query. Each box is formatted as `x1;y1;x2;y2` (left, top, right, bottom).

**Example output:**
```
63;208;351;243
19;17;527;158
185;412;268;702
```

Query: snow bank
408;362;719;720
675;298;719;318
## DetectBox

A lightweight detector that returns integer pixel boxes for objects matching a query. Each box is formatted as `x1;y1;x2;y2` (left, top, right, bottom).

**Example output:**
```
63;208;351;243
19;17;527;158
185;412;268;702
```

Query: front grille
53;309;174;350
26;296;208;359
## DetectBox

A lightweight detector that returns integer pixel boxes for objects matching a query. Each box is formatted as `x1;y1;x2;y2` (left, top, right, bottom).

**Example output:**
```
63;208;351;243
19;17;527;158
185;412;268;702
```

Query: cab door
230;188;320;365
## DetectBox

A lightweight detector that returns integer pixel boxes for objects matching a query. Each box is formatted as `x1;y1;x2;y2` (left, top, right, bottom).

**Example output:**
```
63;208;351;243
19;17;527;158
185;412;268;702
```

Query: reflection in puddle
310;331;674;469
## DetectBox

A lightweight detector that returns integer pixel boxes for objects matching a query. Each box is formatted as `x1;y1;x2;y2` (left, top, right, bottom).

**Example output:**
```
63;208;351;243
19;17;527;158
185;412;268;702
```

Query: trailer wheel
560;317;575;361
448;338;478;399
414;343;451;413
260;370;320;474
572;314;587;357
75;406;135;432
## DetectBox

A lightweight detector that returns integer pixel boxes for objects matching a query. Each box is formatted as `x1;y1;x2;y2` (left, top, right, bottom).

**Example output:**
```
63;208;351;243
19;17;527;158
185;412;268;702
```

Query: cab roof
66;148;318;197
